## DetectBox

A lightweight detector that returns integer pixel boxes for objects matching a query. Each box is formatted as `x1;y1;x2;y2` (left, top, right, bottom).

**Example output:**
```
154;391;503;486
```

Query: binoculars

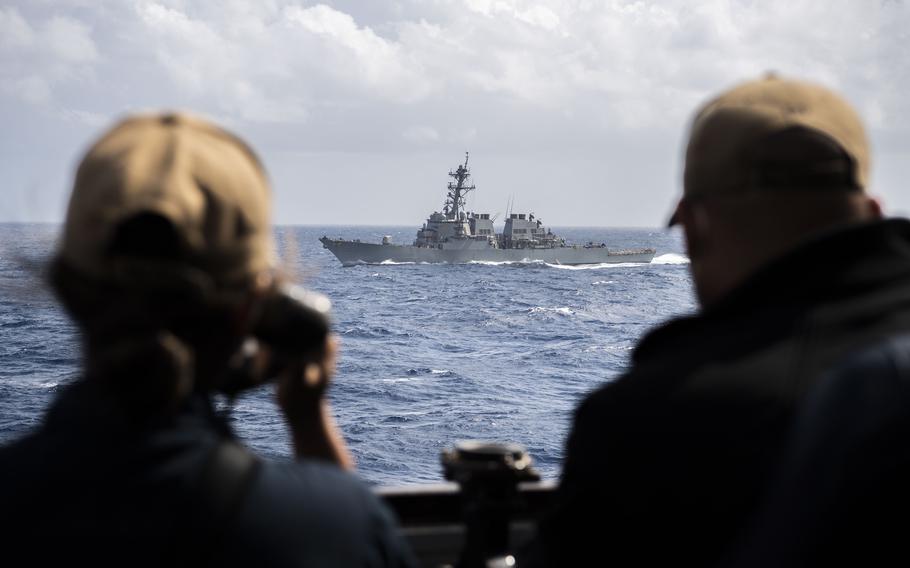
220;284;332;396
252;284;333;358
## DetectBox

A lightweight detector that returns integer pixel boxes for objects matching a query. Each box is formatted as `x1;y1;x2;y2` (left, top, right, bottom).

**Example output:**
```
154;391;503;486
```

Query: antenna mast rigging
443;152;475;220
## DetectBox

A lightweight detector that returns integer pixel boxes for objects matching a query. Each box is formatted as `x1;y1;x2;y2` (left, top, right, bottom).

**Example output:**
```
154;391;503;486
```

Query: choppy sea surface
0;223;693;485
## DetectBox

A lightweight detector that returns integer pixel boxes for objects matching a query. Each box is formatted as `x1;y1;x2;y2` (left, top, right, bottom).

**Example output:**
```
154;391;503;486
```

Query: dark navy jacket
535;219;910;567
0;380;417;567
727;333;910;567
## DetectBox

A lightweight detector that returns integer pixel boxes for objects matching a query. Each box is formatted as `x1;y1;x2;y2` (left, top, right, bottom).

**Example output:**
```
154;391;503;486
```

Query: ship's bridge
469;213;494;237
503;213;555;248
415;211;472;246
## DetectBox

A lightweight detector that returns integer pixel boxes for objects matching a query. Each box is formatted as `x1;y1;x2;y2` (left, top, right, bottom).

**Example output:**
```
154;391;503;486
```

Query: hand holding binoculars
221;284;333;396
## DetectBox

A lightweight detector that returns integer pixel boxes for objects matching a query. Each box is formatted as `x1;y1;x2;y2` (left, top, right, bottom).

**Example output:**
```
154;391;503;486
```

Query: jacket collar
633;218;910;365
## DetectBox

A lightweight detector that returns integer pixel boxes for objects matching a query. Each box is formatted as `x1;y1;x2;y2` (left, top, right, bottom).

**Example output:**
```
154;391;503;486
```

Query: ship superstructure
320;154;655;266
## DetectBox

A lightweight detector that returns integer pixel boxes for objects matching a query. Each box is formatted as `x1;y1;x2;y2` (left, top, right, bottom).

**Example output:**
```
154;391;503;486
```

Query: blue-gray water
0;224;693;484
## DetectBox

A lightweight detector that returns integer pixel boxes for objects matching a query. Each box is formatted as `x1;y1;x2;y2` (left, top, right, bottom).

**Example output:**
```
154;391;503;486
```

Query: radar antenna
443;151;476;220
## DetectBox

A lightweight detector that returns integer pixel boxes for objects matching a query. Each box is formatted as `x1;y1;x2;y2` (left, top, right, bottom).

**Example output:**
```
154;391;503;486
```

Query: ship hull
320;238;655;266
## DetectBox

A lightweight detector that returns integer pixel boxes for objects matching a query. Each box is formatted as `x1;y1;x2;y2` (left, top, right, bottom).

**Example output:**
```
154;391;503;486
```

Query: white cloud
56;108;108;127
283;4;433;103
43;16;98;63
1;0;909;225
0;7;34;49
137;2;235;95
403;125;440;143
0;8;98;108
464;1;562;29
516;5;560;30
14;76;52;105
132;1;310;122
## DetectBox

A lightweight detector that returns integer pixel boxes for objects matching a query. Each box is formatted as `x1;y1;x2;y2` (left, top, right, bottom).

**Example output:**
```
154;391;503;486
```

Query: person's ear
866;196;883;220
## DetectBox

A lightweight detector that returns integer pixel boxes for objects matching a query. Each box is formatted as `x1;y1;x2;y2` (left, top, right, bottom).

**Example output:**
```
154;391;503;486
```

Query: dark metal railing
374;442;558;568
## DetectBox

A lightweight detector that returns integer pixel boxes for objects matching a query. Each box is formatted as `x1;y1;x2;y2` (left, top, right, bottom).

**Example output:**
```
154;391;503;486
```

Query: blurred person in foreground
531;75;910;566
725;332;910;567
0;113;416;567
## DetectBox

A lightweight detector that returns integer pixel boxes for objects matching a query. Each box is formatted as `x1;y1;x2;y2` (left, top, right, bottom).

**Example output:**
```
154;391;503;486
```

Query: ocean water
0;223;693;485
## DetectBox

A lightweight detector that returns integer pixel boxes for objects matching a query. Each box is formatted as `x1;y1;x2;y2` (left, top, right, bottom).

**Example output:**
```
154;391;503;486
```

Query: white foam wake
650;253;690;265
467;259;547;266
546;262;644;270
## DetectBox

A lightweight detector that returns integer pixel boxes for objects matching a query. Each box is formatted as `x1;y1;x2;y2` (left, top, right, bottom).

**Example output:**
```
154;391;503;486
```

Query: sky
1;0;908;228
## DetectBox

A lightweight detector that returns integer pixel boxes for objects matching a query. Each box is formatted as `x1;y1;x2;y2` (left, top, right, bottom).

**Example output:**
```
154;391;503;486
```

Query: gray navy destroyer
320;154;656;266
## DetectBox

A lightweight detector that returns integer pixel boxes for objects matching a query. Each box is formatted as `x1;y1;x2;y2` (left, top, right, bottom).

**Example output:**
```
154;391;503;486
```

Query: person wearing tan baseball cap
532;76;910;567
59;113;276;289
669;74;881;307
0;112;417;567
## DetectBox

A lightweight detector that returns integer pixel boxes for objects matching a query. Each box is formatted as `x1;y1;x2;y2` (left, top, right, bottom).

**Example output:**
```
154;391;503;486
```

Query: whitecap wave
380;377;422;383
402;368;454;377
528;306;575;316
583;344;634;353
378;260;416;265
592;280;616;286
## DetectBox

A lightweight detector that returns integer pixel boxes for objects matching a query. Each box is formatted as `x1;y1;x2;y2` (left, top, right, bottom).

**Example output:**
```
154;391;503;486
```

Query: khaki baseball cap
59;112;276;286
669;75;869;226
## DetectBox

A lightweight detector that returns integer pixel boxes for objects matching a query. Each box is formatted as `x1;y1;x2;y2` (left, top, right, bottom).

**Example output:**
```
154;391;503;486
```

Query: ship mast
443;152;475;221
